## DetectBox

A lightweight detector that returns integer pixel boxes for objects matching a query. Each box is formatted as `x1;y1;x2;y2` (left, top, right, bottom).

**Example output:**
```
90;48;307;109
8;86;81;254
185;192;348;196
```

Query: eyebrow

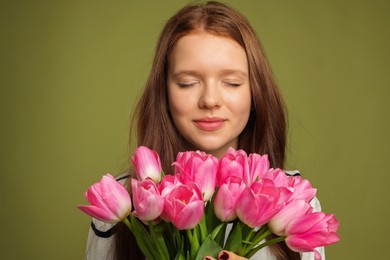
171;70;202;79
171;69;248;79
219;69;248;78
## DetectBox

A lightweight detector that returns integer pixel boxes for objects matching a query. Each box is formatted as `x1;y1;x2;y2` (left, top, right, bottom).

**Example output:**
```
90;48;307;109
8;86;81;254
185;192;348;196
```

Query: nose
198;83;222;109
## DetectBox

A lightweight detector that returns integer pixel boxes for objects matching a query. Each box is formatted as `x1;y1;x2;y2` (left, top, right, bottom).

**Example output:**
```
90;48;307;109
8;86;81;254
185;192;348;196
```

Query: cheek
168;89;193;118
227;90;252;115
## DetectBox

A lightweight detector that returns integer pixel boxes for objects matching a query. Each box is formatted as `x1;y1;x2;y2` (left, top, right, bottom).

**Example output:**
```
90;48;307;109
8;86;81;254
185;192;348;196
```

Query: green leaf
174;253;186;260
187;228;200;259
210;223;225;240
163;224;177;259
214;223;227;248
174;234;185;260
128;215;159;259
149;222;170;260
224;222;242;255
199;214;208;242
194;235;223;260
241;222;252;241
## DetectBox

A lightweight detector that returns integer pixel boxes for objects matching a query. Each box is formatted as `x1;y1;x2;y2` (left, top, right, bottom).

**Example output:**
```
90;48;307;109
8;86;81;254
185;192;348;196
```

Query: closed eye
177;82;199;88
224;82;242;87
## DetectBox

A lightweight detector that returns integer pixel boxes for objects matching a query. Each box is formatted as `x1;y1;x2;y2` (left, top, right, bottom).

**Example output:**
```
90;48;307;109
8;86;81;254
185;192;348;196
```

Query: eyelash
176;82;242;88
177;82;196;88
224;82;242;87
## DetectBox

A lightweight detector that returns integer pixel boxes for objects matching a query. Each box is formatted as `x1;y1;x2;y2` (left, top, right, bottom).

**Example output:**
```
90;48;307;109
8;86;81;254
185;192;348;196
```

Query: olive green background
1;0;389;259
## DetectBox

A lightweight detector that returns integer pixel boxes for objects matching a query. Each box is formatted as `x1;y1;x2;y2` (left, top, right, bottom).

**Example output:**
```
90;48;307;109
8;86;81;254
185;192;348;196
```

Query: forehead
168;32;248;75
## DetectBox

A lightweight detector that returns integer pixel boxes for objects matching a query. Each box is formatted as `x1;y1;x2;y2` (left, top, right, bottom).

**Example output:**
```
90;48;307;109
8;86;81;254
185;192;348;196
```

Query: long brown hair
116;1;296;259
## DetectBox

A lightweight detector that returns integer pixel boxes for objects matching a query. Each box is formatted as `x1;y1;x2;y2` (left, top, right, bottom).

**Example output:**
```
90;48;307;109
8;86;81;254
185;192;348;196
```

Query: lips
194;117;225;131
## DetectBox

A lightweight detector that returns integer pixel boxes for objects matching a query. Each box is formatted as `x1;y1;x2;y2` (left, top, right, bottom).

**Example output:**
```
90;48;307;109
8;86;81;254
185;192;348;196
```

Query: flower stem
149;222;170;260
245;235;286;259
125;215;159;260
242;228;272;257
175;227;182;249
199;214;207;242
123;217;132;230
241;225;267;255
244;228;255;245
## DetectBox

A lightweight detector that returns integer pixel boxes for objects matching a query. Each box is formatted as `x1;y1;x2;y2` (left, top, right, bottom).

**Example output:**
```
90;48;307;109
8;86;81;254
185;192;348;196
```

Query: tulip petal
100;175;131;219
132;146;162;182
214;185;235;221
286;212;325;234
77;205;118;223
285;212;340;254
174;200;204;230
236;188;261;227
134;194;164;221
286;236;312;252
314;249;322;260
268;200;312;236
78;174;132;224
85;182;112;214
174;151;218;201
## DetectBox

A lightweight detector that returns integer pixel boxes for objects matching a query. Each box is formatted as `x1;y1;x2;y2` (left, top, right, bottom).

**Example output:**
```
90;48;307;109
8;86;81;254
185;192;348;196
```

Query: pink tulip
214;176;246;222
286;175;317;203
158;175;183;222
131;178;164;222
264;169;316;203
159;174;183;198
263;168;289;187
173;151;218;201
236;179;292;228
247;152;270;182
218;148;269;186
162;183;204;230
217;148;248;185
132;146;162;183
77;174;131;224
285;212;340;260
268;199;313;236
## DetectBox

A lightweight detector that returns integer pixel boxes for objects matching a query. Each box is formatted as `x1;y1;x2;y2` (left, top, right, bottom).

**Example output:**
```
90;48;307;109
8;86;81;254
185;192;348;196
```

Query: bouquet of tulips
78;146;339;260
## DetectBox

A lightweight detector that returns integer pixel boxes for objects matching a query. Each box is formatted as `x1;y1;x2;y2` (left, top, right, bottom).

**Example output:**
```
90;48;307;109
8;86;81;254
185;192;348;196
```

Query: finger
203;257;216;260
218;250;248;260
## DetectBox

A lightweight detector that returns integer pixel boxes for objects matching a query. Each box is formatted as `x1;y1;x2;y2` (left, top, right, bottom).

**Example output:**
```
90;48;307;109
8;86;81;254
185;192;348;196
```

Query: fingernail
219;251;229;260
203;258;212;260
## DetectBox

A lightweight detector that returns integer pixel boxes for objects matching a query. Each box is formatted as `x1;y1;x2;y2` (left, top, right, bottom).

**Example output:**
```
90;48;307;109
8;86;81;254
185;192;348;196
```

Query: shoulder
284;169;301;176
116;172;131;185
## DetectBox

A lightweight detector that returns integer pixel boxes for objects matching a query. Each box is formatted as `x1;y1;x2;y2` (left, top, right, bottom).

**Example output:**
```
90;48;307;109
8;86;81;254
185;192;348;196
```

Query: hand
203;250;248;260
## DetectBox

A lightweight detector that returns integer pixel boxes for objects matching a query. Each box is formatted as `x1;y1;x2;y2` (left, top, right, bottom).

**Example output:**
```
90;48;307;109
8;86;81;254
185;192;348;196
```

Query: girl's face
167;32;252;158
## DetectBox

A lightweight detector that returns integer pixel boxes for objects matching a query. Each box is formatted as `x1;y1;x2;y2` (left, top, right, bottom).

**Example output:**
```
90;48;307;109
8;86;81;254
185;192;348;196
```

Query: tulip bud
77;174;131;224
173;150;218;201
132;146;162;183
162;184;204;230
214;176;245;222
131;178;164;222
268;199;313;236
285;212;340;259
236;179;291;228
